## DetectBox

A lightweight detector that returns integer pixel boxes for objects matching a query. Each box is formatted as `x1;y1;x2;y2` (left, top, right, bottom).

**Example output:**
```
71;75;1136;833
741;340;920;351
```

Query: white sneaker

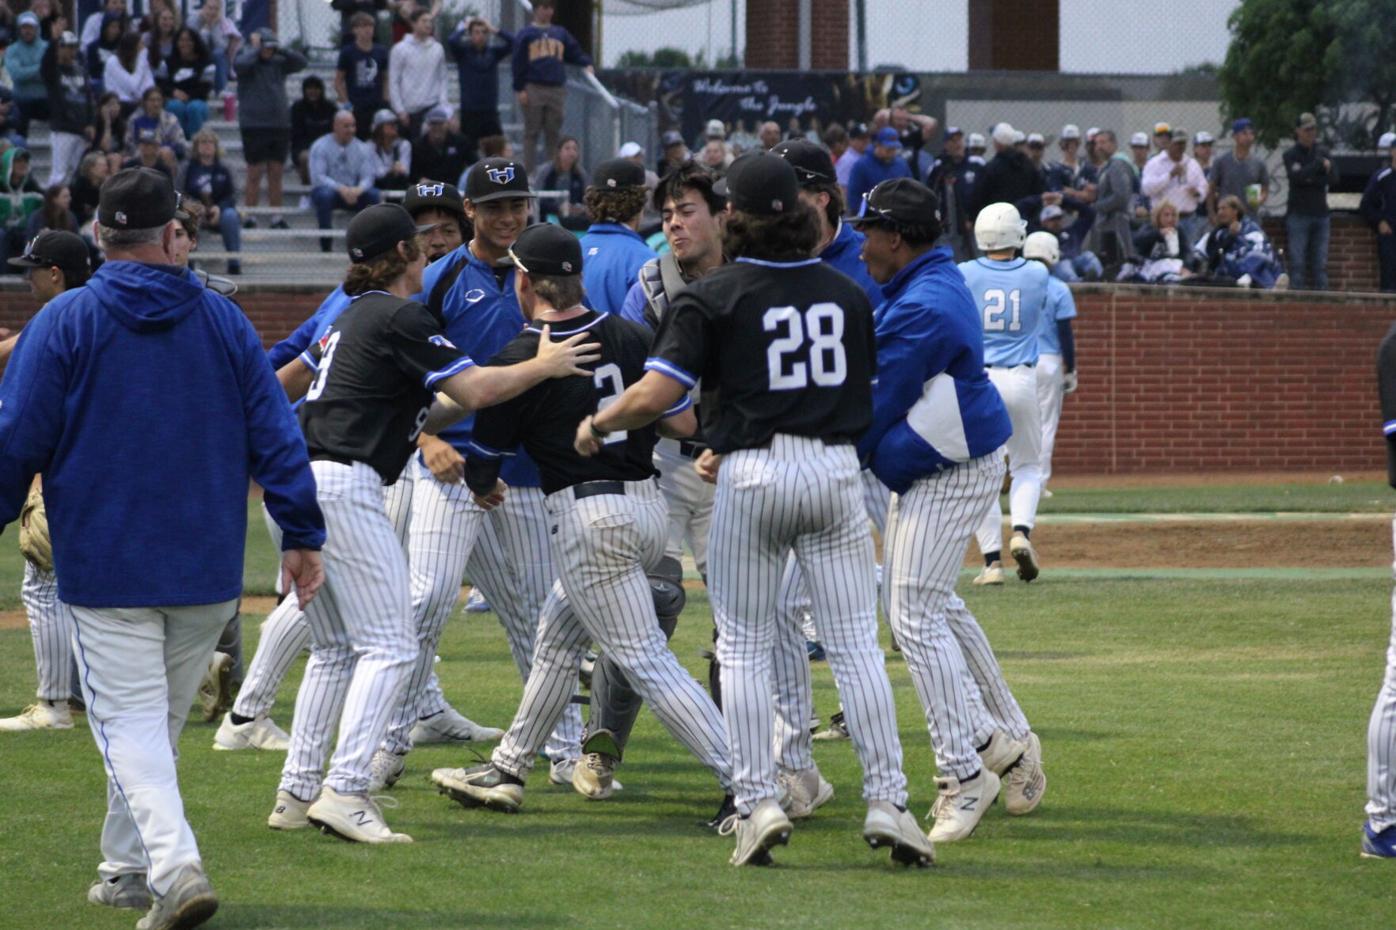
1009;533;1039;582
719;798;792;866
1041;488;1053;499
1001;732;1047;815
197;651;235;722
777;766;834;819
572;752;616;800
306;787;412;843
548;756;576;786
928;769;1001;842
87;874;152;910
409;706;504;744
368;750;406;792
863;799;935;867
972;562;1005;586
0;700;73;731
213;713;290;751
978;730;1030;777
268;789;314;831
463;587;492;613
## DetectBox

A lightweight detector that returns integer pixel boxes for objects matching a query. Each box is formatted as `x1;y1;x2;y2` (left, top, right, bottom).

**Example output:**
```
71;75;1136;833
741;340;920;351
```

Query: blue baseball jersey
957;256;1049;367
1037;275;1077;356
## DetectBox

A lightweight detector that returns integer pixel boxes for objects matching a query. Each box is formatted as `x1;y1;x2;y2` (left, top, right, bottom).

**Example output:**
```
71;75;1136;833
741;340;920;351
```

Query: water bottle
222;91;235;122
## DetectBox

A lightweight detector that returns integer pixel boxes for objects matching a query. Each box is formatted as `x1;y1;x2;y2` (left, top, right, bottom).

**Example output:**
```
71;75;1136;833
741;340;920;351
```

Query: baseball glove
19;485;52;573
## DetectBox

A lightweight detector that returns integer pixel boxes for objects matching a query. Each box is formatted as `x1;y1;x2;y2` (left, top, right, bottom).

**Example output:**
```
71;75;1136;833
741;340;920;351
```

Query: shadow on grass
220;905;565;929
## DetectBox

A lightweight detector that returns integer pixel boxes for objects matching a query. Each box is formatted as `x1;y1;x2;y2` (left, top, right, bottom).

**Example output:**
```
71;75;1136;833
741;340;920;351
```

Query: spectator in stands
10;12;48;135
389;0;437;45
144;5;178;76
388;7;447;138
971;122;1043;219
330;0;386;46
40;30;90;187
1040;203;1102;281
90;91;126;172
535;134;587;227
874;104;936;180
1209;117;1268;220
291;74;336;185
1089;130;1136;268
617;139;661;233
122;123;173;179
70;149;106;223
1151;122;1171;154
447;16;511;146
124;86;184;168
368;108;410;190
1141;128;1208;245
1361;132;1396;293
308;109;381;251
1195;194;1287;288
824;123;848;167
1127;131;1151;223
182;127;241;274
847;126;911;213
80;0;124;50
24;182;77;239
512;0;590;172
1128;131;1150;173
834;121;867;195
158;27;212;138
1283;111;1338;290
1049;125;1095;191
1192;130;1214;179
414;106;470;188
579;157;653;313
0;87;23;152
236;27;304;231
1026;132;1047;176
192;0;238;95
698;118;734;162
84;11;127;93
478;134;511;160
1129;200;1198;283
757;120;781;151
0;147;44;265
103;30;150;116
335;12;387;142
697;137;730;176
926;126;974;258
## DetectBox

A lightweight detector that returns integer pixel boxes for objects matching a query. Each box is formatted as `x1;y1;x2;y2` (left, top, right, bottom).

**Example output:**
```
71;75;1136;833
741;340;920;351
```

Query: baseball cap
873;126;902;150
1194;130;1214;145
1040;204;1064;221
58;30;79;47
1061;124;1081;140
99;167;178;228
590;157;646;190
16;12;38;28
991;122;1015;147
1012;130;1026;144
967;132;986;149
1296;111;1318;129
256;27;279;48
1380;132;1396;150
464;157;535;203
1232;117;1253;134
345;203;432;263
1169;129;1188;143
848;122;869;140
661;130;685;148
1085;126;1100;140
8;230;91;283
1153;121;1171;135
1027;132;1045;147
846;177;940;229
506;222;582;276
1130;132;1149;147
770;139;835;186
424;106;450;124
944;125;962;137
705;118;726;139
403;180;465;219
371;109;398;131
617;141;643;158
713;153;799;216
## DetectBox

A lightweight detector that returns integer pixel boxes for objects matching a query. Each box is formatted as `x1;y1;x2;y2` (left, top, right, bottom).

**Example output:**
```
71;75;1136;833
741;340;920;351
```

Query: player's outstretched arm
575;370;688;457
656;404;696;439
277;358;315;400
436;324;599;414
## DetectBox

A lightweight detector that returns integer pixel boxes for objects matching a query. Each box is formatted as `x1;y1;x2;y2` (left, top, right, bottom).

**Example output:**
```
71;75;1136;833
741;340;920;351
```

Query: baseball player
960;202;1050;584
0;231;90;734
429;222;733;816
1364;322;1396;858
585;153;932;868
269;204;596;844
579;158;655;314
1023;231;1078;494
854;178;1046;842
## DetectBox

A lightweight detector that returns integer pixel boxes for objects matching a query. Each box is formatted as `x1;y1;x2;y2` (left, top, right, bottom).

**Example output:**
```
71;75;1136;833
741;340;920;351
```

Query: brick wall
0;281;1390;476
745;0;848;70
1262;213;1382;294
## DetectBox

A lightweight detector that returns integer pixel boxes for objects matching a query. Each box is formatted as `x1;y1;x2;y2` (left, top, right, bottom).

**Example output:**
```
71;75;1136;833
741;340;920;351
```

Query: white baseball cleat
777;766;834;820
134;863;217;930
409;706;504;744
198;651;235;722
1009;533;1040;582
928;769;1001;842
463;586;492;613
1001;732;1047;815
0;700;73;731
267;789;314;831
213;713;290;751
719;798;792;866
978;730;1030;777
548;756;576;786
433;763;525;813
572;752;617;800
972;562;1005;586
863;800;935;867
87;874;152;910
368;749;406;792
306;787;412;843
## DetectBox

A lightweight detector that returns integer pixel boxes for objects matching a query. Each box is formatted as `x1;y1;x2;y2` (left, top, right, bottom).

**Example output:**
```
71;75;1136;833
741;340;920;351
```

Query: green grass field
1;488;1394;928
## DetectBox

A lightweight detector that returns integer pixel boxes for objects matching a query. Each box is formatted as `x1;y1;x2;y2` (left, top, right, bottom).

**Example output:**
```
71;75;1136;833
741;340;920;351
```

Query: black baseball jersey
298;291;475;483
646;257;876;453
465;310;688;495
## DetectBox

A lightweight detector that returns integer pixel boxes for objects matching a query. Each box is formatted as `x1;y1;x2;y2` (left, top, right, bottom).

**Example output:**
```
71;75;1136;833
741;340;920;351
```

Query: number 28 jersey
958;256;1049;367
647;257;876;454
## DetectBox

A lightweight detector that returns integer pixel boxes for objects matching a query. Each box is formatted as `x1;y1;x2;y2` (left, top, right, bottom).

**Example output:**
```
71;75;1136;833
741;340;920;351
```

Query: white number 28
763;302;847;391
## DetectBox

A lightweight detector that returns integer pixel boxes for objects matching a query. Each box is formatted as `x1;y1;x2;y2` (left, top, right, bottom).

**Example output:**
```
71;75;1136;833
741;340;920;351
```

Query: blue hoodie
820;221;883;309
580;222;654;316
0;261;325;608
857;247;1012;494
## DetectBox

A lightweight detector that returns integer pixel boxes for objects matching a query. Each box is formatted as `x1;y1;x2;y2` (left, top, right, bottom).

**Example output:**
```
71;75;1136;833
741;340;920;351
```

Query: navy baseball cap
464;157;535;204
9;230;91;284
590;158;646;190
507;222;582;276
847;177;940;229
403;180;465;219
345;203;435;263
770;139;836;186
99;167;178;228
713;153;799;216
1232;117;1253;134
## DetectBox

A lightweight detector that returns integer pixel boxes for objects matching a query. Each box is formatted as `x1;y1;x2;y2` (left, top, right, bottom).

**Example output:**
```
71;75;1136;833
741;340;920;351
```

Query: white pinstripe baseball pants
279;461;416;798
654;439;715;577
711;435;906;815
21;562;73;702
457;485;583;763
1366;517;1396;831
492;480;730;787
977;364;1044;556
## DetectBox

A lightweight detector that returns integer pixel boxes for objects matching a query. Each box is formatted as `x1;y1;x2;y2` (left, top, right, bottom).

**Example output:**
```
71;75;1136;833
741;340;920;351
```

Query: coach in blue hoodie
579;158;655;315
0;168;325;926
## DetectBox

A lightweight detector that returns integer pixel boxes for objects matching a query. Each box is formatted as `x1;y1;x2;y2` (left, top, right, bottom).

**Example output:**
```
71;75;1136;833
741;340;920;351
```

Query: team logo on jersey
587;247;599;256
429;334;456;348
463;288;487;304
486;165;515;185
416;182;444;197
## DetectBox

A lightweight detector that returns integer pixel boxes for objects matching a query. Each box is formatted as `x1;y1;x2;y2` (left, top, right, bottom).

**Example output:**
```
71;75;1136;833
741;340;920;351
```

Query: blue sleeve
267;309;327;370
233;307;325;550
0;304;67;526
561;29;591;67
510;28;529;91
857;297;958;463
619;279;651;329
493;30;515;61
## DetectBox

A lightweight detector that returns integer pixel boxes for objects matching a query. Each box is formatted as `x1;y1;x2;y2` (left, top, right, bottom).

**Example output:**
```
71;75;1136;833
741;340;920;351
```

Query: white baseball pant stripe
22;562;73;702
977;364;1044;556
654;439;715;577
70;598;237;894
711;434;906;816
1036;352;1065;488
454;485;582;763
1366;516;1396;831
492;480;730;786
279;461;416;798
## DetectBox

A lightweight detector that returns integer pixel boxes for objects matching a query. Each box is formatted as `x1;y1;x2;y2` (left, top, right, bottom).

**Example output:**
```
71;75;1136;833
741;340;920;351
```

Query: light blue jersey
1037;275;1077;356
957;256;1050;367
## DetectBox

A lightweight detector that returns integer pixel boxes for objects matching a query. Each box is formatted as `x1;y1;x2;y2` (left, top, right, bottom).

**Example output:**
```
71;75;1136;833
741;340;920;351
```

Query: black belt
986;362;1035;369
570;480;626;501
311;453;358;468
677;440;706;459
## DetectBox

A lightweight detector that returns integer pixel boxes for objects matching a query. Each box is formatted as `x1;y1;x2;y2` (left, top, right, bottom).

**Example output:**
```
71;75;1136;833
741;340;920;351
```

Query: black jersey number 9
305;331;343;402
763;303;847;391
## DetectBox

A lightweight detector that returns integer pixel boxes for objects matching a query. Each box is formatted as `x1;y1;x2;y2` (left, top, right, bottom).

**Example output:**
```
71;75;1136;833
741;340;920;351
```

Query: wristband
588;417;610;440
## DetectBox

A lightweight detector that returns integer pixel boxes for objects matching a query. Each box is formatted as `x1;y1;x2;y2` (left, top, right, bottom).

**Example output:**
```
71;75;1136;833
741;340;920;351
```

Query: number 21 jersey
647;257;876;453
958;256;1049;368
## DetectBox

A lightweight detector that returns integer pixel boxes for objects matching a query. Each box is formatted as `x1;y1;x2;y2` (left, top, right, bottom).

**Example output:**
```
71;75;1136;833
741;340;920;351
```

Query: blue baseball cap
1232;117;1253;134
874;126;902;150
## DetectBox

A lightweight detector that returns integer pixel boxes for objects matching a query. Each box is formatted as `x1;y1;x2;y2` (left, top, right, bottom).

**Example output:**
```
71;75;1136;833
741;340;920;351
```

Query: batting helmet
975;202;1027;252
1023;230;1061;266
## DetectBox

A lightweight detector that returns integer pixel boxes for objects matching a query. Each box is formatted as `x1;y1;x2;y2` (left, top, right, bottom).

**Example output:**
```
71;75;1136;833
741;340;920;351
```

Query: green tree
1323;0;1396;148
614;47;693;68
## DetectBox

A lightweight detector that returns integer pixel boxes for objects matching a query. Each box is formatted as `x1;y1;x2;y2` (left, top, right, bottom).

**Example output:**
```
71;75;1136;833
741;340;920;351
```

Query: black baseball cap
770;139;835;186
465;157;535;204
589;158;646;191
99;167;178;228
506;222;582;276
8;230;90;284
713;153;799;216
345;203;434;264
403;180;465;219
846;177;941;229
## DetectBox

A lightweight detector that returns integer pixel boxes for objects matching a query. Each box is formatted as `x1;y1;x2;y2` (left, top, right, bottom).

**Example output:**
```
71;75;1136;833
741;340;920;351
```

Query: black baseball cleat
704;793;736;832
